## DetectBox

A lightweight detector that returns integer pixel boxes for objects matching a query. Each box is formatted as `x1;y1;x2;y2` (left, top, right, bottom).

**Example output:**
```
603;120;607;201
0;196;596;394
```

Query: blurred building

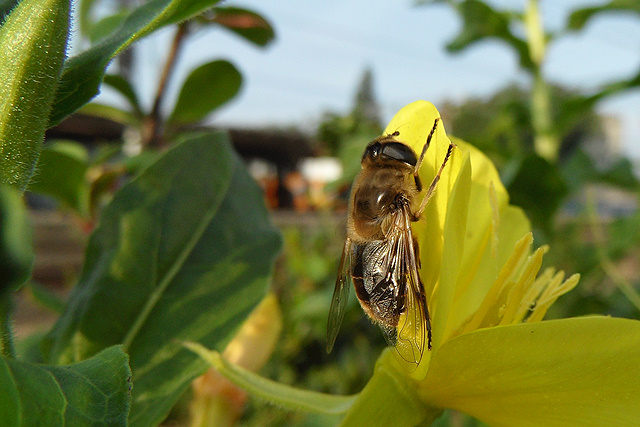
568;114;638;220
583;115;622;170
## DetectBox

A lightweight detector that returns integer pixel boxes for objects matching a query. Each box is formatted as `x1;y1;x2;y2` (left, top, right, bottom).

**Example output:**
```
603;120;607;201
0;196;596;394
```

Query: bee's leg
413;118;440;192
413;141;455;221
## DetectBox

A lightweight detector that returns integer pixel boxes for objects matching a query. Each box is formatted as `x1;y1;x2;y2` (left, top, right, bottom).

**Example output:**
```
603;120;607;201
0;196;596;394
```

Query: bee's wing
326;237;352;354
381;206;430;370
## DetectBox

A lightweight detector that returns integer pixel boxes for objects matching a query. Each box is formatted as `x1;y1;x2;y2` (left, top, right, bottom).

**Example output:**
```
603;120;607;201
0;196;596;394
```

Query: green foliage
68;1;274;152
0;1;282;424
41;133;281;426
445;0;534;71
0;346;132;426
0;0;70;189
48;0;225;126
430;0;640;236
168;60;242;125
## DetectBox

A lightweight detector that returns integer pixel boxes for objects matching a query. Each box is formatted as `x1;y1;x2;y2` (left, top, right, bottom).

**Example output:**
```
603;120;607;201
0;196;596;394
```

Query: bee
326;118;454;370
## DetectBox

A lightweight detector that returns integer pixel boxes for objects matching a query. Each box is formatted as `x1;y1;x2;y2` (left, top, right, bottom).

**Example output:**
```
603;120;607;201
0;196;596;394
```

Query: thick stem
531;72;558;162
524;0;559;162
143;22;189;147
0;296;15;358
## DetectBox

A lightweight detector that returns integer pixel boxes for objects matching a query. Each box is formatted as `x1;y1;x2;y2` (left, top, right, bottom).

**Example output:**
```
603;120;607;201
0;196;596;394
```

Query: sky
95;0;640;159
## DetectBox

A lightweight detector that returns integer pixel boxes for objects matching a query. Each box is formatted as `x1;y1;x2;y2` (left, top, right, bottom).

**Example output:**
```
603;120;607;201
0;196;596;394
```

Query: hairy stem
525;0;559;162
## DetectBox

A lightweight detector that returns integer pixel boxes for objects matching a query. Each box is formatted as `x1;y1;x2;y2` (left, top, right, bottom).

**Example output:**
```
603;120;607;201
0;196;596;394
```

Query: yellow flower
341;101;640;426
188;101;640;427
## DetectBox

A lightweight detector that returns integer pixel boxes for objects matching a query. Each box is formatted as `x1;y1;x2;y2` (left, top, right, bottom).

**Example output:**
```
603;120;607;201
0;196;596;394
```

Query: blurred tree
316;67;383;189
317;67;383;156
352;68;382;130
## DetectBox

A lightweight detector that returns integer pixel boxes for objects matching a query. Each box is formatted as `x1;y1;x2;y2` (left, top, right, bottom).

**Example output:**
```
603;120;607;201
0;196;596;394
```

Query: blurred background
17;0;640;425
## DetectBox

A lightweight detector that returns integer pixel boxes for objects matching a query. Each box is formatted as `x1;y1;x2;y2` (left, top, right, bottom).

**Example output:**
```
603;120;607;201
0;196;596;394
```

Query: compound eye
364;142;382;160
381;142;417;166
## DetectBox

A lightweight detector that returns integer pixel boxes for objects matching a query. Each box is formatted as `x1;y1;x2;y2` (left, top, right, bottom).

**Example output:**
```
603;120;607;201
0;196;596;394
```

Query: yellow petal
384;101;462;301
449;207;531;337
383;101;533;342
430;153;471;350
419;317;640;426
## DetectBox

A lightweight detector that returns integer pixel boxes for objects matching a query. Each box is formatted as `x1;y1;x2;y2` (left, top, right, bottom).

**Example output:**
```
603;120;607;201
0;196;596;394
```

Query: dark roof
45;114;316;169
226;128;315;169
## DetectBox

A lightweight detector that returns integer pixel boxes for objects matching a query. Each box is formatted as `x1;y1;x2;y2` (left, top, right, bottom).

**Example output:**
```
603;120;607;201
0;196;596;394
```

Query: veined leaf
0;0;71;189
49;0;224;126
43;131;282;427
29;140;91;218
210;6;275;47
0;345;131;426
167;60;242;125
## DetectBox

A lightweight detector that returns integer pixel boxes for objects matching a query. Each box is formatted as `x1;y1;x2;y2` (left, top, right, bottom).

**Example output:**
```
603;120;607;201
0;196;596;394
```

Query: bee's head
362;132;418;168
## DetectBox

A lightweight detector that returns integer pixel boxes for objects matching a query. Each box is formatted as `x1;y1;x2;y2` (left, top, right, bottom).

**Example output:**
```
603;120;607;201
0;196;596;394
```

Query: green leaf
0;345;131;426
43;131;282;426
0;0;71;190
103;74;145;117
210;6;275;47
49;0;224;126
567;0;640;31
29;141;91;217
0;185;33;297
167;60;242;125
79;102;139;126
183;342;357;414
89;11;129;44
443;0;534;71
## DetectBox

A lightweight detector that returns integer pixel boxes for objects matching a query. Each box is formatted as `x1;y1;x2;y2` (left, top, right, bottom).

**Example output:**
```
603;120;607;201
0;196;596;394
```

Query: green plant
27;0;274;226
192;101;640;426
0;0;281;425
422;0;640;231
422;0;640;320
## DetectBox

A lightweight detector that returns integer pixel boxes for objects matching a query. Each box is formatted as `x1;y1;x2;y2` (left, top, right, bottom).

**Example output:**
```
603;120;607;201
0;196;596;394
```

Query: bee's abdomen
350;241;404;328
